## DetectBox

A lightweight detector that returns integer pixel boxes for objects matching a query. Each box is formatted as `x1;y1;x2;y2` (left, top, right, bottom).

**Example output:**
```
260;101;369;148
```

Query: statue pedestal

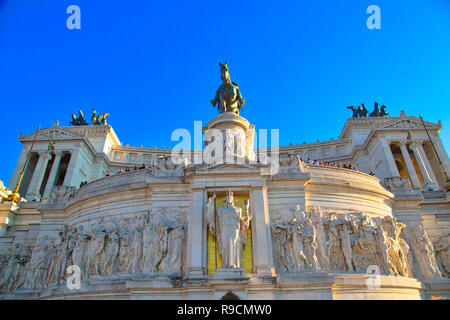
210;268;250;298
203;112;255;163
212;268;248;280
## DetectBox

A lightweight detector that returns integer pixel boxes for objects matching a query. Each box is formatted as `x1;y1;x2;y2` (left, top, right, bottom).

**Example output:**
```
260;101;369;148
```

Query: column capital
409;140;426;149
38;151;52;160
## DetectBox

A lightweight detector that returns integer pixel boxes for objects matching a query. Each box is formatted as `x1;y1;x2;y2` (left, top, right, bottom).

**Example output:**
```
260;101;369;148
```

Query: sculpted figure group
347;102;389;118
0;244;32;292
69;109;109;126
151;155;189;177
0;210;186;292
434;236;450;277
277;154;306;174
272;205;445;280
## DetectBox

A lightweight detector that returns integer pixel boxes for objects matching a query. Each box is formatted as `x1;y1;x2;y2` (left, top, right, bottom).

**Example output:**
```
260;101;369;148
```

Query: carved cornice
20;127;84;142
205;112;250;130
338;116;440;141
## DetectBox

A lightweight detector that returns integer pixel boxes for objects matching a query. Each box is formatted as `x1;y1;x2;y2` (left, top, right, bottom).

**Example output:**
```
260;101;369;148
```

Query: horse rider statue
210;62;246;115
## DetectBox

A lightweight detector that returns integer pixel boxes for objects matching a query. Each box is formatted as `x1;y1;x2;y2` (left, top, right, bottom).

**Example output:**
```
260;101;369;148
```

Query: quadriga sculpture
91;109;110;125
69;110;89;126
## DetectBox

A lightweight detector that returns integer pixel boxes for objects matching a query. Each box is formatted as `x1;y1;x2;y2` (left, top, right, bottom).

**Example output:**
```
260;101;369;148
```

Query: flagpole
8;125;41;203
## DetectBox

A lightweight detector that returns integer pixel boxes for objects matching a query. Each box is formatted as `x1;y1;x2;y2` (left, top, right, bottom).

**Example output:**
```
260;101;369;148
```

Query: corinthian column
409;141;438;191
8;147;29;190
42;151;64;199
399;142;421;189
381;140;400;177
430;134;450;177
26;151;52;201
63;148;81;186
417;143;438;185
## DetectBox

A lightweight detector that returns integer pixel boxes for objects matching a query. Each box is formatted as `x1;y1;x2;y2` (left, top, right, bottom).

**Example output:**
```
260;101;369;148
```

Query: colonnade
383;139;441;191
10;149;77;201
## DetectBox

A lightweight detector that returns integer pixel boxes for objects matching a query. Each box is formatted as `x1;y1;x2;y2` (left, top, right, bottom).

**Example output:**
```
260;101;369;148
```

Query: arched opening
220;291;240;300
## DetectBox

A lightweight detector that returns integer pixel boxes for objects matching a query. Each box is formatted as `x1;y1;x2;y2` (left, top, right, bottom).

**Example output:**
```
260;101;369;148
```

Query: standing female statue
207;191;251;269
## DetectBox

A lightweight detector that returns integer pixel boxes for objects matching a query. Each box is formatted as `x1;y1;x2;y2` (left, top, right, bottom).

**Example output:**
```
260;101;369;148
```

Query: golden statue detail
210;62;246;115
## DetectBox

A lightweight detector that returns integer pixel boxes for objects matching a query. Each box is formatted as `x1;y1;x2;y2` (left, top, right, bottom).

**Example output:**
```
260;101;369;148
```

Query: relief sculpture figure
410;225;442;279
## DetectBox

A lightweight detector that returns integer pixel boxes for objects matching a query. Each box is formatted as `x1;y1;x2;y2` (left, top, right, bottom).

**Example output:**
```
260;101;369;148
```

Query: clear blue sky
1;0;449;185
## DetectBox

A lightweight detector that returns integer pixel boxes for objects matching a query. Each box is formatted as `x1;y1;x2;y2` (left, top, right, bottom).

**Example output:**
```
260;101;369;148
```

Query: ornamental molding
20;127;84;142
383;118;432;129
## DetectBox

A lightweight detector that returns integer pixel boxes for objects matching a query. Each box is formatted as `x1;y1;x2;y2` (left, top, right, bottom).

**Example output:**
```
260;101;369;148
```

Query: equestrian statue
91;109;110;125
211;62;246;115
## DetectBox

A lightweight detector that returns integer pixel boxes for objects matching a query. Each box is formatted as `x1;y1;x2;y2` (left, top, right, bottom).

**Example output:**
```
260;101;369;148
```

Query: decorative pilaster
381;140;400;177
186;187;207;278
26;151;52;201
250;186;276;277
409;141;438;191
399;142;421;189
42;151;64;199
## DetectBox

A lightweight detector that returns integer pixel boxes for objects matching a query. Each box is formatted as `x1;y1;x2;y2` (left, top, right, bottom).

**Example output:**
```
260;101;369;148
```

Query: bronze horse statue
369;102;381;117
91;109;110;125
380;105;389;117
346;106;359;118
69;110;89;126
211;62;246;115
347;102;388;118
358;104;368;117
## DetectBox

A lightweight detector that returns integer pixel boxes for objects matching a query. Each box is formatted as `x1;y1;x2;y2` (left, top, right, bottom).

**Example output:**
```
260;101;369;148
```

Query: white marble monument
0;105;449;299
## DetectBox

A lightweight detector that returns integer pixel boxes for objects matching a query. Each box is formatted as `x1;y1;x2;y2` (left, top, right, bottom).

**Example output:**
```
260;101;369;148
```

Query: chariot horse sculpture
211;62;246;115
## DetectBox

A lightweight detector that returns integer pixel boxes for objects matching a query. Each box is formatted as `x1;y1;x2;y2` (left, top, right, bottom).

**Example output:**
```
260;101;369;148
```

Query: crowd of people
304;158;376;177
304;158;358;171
105;163;152;177
79;181;88;187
